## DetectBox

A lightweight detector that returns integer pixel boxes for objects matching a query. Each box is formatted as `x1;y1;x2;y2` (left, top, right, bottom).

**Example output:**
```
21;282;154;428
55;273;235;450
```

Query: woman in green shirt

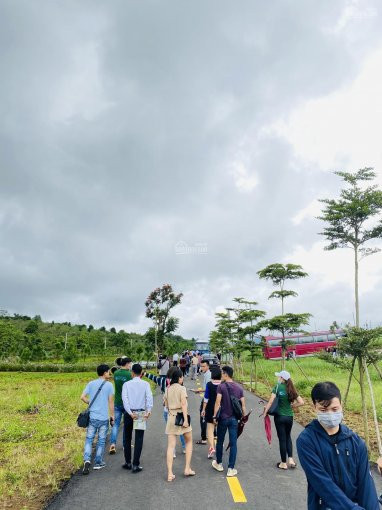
263;370;304;470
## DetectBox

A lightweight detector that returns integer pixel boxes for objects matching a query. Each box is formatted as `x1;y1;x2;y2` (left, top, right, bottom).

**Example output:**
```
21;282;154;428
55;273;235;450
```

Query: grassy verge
238;357;382;460
0;370;158;510
0;372;93;510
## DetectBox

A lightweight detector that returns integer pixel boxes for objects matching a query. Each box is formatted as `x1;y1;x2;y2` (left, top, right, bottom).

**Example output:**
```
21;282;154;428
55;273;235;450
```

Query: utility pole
65;333;68;350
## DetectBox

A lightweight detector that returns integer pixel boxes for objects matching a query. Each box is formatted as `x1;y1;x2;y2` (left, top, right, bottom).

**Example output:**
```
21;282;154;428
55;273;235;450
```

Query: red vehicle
262;330;345;360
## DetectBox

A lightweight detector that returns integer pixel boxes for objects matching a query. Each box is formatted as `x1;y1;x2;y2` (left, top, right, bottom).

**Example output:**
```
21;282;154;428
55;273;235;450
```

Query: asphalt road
47;374;382;510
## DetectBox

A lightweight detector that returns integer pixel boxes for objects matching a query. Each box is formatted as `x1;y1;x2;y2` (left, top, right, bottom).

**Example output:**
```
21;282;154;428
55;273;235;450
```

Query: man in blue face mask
296;381;379;510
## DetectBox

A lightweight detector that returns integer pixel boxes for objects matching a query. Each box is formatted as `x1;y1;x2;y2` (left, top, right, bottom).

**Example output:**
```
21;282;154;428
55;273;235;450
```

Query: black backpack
225;382;243;420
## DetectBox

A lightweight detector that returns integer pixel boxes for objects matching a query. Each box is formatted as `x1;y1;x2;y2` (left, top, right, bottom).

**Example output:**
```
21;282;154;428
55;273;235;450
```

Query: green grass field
0;358;381;509
0;372;94;510
240;356;382;419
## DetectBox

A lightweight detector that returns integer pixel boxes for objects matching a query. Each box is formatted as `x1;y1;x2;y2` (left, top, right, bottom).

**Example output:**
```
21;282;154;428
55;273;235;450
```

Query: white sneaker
173;451;176;458
227;468;238;477
212;460;224;472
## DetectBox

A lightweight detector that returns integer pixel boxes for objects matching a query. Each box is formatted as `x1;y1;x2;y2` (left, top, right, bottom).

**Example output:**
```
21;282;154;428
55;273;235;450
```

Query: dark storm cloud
1;0;382;336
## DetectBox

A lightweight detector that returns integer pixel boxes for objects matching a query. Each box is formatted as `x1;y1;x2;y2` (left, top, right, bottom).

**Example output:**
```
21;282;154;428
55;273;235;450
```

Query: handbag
175;412;191;427
77;381;106;428
226;382;243;420
268;384;279;416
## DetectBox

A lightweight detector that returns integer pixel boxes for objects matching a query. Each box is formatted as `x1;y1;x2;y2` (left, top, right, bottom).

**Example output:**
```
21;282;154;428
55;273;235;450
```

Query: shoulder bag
226;382;243;420
77;381;106;428
268;384;280;416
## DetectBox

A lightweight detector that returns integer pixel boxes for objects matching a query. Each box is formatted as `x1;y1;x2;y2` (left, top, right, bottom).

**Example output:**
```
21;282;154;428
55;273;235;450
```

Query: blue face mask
317;411;343;429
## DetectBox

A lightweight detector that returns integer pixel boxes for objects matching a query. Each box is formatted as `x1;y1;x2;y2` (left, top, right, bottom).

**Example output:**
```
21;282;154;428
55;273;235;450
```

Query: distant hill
0;312;193;362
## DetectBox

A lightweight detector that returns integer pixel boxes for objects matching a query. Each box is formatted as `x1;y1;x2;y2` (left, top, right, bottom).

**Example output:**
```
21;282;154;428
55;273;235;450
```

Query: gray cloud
1;0;382;337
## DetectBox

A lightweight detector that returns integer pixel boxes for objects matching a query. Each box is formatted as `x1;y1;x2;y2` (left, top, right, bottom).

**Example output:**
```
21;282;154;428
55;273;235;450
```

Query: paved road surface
47;374;382;510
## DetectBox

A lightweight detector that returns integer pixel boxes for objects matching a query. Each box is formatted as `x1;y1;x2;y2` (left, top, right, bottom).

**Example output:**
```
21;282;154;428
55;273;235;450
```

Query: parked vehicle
201;353;220;366
262;330;346;359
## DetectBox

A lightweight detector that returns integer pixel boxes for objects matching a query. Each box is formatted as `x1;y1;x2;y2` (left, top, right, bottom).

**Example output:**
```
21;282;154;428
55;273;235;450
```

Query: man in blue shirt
81;364;115;474
297;381;378;510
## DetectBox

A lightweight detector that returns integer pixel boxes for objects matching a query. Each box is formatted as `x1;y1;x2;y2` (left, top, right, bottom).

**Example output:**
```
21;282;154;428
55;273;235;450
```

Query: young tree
318;168;382;328
145;284;183;356
338;327;382;453
257;264;308;315
233;298;266;392
258;263;310;368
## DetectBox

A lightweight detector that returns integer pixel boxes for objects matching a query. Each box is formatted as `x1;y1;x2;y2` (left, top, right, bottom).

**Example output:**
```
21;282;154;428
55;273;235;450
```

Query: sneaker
182;449;186;454
173;451;176;458
212;460;224;472
208;447;215;459
93;462;106;470
82;461;91;475
227;468;238;477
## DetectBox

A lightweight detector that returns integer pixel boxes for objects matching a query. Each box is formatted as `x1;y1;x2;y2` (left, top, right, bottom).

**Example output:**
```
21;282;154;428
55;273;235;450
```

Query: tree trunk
343;356;356;409
364;359;382;456
254;357;258;392
358;356;370;452
354;245;360;328
373;361;382;380
250;357;254;392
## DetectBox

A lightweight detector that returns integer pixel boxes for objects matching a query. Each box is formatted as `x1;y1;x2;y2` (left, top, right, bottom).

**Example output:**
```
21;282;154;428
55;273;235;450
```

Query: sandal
184;470;196;477
276;463;288;470
167;474;176;482
195;440;207;445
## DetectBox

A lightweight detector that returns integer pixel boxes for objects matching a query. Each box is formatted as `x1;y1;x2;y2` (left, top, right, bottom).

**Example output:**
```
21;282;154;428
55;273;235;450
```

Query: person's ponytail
286;379;298;402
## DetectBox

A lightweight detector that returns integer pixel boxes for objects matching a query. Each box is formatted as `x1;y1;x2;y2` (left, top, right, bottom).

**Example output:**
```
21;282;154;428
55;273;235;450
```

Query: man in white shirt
122;364;153;473
172;352;179;366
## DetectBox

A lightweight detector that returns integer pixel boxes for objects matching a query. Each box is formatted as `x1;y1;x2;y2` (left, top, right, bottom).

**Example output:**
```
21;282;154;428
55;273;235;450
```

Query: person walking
201;366;221;458
122;364;153;473
297;381;379;509
191;359;211;446
172;352;179;367
212;366;246;477
158;355;170;393
164;368;195;482
262;370;304;470
190;353;198;380
109;357;132;454
185;351;191;376
81;364;115;474
179;355;187;377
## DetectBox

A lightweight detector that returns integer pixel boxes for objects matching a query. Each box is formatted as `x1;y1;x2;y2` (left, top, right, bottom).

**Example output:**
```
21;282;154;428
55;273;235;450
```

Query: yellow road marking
226;477;247;503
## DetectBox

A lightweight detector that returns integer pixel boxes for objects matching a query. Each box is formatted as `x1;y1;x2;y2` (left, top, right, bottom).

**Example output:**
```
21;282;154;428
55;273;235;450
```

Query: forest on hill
0;311;195;363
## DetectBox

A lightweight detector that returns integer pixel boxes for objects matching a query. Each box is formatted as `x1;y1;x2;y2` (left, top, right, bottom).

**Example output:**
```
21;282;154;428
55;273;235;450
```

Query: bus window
268;340;281;346
314;335;328;342
327;334;336;341
300;336;314;343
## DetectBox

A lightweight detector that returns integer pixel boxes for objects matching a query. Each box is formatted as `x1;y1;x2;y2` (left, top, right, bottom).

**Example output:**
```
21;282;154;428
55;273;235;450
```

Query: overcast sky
1;0;382;339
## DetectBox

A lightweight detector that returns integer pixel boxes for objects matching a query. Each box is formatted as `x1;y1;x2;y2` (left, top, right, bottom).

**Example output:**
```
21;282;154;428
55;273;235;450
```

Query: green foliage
145;283;183;352
62;344;79;364
25;320;39;335
338;327;382;363
0;362;100;372
257;263;308;289
318;168;382;251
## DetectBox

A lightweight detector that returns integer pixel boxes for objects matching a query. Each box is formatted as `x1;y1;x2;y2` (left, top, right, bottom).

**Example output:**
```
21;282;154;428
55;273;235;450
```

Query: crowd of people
80;353;382;509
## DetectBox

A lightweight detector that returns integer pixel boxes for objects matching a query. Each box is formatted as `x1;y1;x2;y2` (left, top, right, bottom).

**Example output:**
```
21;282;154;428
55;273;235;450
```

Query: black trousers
123;413;145;467
274;415;293;463
200;401;207;441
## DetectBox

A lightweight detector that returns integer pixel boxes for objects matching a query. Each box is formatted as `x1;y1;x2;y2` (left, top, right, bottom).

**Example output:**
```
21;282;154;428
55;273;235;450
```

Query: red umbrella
264;414;272;445
226;410;252;450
